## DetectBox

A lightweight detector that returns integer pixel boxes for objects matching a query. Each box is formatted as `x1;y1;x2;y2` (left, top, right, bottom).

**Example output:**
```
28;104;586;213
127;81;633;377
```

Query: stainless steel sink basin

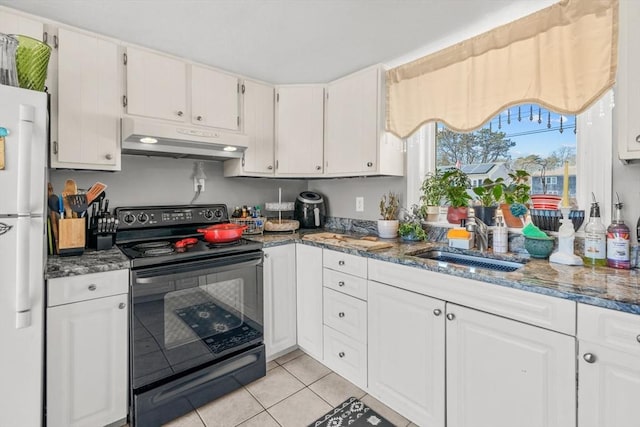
413;250;525;272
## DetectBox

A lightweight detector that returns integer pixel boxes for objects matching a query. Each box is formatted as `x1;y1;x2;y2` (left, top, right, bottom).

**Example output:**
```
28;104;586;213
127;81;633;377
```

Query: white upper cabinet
52;28;120;170
191;65;239;130
224;79;275;176
275;85;325;176
616;0;640;162
0;8;43;40
125;46;187;122
325;65;403;176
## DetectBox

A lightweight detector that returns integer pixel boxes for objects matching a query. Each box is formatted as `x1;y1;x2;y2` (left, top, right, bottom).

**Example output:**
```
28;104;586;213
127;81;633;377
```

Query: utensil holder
58;218;85;256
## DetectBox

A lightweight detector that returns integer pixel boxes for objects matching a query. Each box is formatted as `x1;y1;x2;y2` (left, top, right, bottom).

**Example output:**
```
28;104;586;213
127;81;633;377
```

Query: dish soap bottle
606;194;630;269
493;210;508;254
582;195;607;266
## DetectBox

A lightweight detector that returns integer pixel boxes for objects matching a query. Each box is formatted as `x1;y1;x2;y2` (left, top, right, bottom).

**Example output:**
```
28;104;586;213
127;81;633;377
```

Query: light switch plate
356;197;364;212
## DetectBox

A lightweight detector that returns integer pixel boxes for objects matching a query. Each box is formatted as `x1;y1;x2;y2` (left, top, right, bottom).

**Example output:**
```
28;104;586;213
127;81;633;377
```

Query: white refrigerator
0;85;47;427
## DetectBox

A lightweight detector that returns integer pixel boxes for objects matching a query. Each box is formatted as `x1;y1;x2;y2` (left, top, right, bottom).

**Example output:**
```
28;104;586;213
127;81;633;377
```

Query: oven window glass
131;257;263;389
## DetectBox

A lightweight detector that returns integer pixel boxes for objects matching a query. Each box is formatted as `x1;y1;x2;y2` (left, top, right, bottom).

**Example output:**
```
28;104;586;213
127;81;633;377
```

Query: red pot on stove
197;223;247;243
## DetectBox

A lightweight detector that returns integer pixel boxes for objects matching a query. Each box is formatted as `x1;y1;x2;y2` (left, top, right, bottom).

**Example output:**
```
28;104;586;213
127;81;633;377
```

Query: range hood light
223;146;237;152
140;137;158;144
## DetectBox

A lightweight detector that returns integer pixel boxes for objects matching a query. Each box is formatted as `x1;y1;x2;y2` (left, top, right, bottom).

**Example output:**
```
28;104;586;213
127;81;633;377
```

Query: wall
308;176;406;221
49;155;307;212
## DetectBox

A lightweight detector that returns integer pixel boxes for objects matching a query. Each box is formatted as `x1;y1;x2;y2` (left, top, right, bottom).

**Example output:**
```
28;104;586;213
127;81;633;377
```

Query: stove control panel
115;205;228;229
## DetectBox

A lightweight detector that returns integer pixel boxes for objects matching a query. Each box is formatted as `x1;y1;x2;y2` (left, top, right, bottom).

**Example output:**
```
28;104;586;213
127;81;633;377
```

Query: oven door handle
134;256;262;285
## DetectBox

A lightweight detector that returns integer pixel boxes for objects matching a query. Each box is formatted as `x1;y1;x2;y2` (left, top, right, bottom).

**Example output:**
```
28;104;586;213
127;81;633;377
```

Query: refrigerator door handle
17;104;34;215
15;216;31;329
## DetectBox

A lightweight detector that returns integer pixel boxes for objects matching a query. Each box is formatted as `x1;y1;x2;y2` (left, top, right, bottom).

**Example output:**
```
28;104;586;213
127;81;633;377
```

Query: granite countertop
46;248;130;279
250;231;640;315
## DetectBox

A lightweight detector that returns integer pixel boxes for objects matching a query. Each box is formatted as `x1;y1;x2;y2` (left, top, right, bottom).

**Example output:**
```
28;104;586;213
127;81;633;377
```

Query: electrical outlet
194;177;205;192
356;196;364;212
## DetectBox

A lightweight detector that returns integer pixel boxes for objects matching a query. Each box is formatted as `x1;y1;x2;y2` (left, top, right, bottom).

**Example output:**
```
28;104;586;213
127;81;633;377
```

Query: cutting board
302;232;393;251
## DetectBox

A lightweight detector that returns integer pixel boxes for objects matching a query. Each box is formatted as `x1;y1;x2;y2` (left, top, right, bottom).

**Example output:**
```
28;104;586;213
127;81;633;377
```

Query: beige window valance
386;0;618;138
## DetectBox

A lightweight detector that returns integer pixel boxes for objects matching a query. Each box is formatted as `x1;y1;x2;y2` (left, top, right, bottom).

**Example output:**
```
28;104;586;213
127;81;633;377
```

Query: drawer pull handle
338;260;345;266
338;351;345;358
446;313;455;321
338;312;345;318
583;353;597;364
338;281;345;287
119;303;126;309
433;309;442;316
88;284;97;291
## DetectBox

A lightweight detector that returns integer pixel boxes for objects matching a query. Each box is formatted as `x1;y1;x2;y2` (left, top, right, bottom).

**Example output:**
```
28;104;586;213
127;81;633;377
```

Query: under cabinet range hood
121;117;249;160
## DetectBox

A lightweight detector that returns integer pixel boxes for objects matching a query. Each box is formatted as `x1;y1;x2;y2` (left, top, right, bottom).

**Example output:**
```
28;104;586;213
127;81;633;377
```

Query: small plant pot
474;206;496;226
500;203;526;228
531;194;562;210
377;220;399;239
446;206;468;225
425;205;440;222
524;235;555;259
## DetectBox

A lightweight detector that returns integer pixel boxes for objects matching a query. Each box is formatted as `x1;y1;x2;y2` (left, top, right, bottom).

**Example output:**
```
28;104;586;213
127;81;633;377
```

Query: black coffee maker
294;191;326;228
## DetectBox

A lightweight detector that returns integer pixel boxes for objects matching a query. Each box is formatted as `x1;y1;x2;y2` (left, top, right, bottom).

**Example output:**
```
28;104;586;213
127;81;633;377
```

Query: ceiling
0;0;555;84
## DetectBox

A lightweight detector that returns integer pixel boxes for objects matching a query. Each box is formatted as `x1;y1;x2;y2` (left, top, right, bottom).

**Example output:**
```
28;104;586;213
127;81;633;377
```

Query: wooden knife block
58;218;85;256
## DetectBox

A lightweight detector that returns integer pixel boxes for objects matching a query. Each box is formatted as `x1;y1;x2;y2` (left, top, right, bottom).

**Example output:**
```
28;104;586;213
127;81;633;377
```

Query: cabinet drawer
323;268;367;300
323;249;367;278
48;269;129;307
323;325;367;389
578;303;640;355
323;288;367;342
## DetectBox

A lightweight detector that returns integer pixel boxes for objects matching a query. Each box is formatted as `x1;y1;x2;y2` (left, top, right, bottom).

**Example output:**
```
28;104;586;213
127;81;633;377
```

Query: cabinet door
296;244;323;360
368;280;446;427
191;65;239;130
243;79;275;173
0;9;43;39
325;67;379;175
275;86;324;175
54;28;120;169
263;245;297;358
578;342;640;427
47;293;128;427
446;303;576;427
125;46;186;122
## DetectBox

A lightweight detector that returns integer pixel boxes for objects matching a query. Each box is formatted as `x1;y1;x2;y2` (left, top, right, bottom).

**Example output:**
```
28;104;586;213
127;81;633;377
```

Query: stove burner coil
143;247;175;256
133;241;172;251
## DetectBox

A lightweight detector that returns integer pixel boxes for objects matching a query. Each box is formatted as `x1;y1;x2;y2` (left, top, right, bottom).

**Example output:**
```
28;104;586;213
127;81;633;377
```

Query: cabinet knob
88;284;97;291
637;334;640;344
338;312;345;318
367;162;373;167
119;303;126;309
264;253;269;258
316;165;321;171
338;281;345;287
267;165;273;170
338;260;345;266
105;153;113;160
338;351;345;358
196;115;203;121
446;313;455;321
433;308;442;316
583;353;597;364
177;110;184;117
636;135;640;143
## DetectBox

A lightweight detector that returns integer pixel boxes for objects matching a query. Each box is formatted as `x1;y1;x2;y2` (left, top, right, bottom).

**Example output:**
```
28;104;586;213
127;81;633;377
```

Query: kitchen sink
413;250;526;272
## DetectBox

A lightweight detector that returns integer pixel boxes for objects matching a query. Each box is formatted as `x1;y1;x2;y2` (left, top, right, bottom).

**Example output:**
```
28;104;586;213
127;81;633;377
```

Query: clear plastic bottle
583;199;607;266
606;198;630;269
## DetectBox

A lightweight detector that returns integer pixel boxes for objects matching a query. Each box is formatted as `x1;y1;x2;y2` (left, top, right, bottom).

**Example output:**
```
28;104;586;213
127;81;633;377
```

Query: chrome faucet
466;209;489;252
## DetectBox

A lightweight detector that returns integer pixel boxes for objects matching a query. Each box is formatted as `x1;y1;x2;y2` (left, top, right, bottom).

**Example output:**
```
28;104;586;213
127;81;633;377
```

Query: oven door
130;251;263;391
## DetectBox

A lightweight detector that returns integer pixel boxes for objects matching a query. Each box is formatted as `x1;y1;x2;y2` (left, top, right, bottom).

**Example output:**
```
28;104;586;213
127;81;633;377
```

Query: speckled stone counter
46;248;130;279
249;231;640;315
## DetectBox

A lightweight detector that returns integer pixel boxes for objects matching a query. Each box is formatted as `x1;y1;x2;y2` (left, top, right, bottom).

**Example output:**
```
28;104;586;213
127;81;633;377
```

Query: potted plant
501;169;531;228
471;177;504;226
398;205;428;241
419;169;447;222
442;168;471;224
378;191;400;238
519;155;561;209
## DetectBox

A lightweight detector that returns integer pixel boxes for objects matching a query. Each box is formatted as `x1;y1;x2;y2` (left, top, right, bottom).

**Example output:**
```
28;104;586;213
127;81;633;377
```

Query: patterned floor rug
310;397;397;427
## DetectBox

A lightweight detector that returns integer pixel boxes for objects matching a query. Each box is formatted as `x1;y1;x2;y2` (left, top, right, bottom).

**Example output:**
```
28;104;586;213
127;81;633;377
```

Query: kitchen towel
310;397;396;427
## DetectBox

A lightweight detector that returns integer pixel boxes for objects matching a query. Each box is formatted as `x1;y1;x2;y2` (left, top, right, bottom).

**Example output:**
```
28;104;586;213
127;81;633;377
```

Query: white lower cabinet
263;244;297;358
296;244;323;360
47;270;128;427
368;280;445;427
446;303;576;427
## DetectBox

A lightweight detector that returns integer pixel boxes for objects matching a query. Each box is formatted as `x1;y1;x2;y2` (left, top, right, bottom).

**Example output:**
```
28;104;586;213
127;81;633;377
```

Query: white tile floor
150;349;415;427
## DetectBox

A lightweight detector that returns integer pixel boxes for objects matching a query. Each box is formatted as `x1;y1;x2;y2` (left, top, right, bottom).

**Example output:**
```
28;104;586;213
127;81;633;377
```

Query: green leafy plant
398;205;427;240
472;177;505;207
442;168;471;208
503;169;531;205
420;169;447;207
379;191;400;220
